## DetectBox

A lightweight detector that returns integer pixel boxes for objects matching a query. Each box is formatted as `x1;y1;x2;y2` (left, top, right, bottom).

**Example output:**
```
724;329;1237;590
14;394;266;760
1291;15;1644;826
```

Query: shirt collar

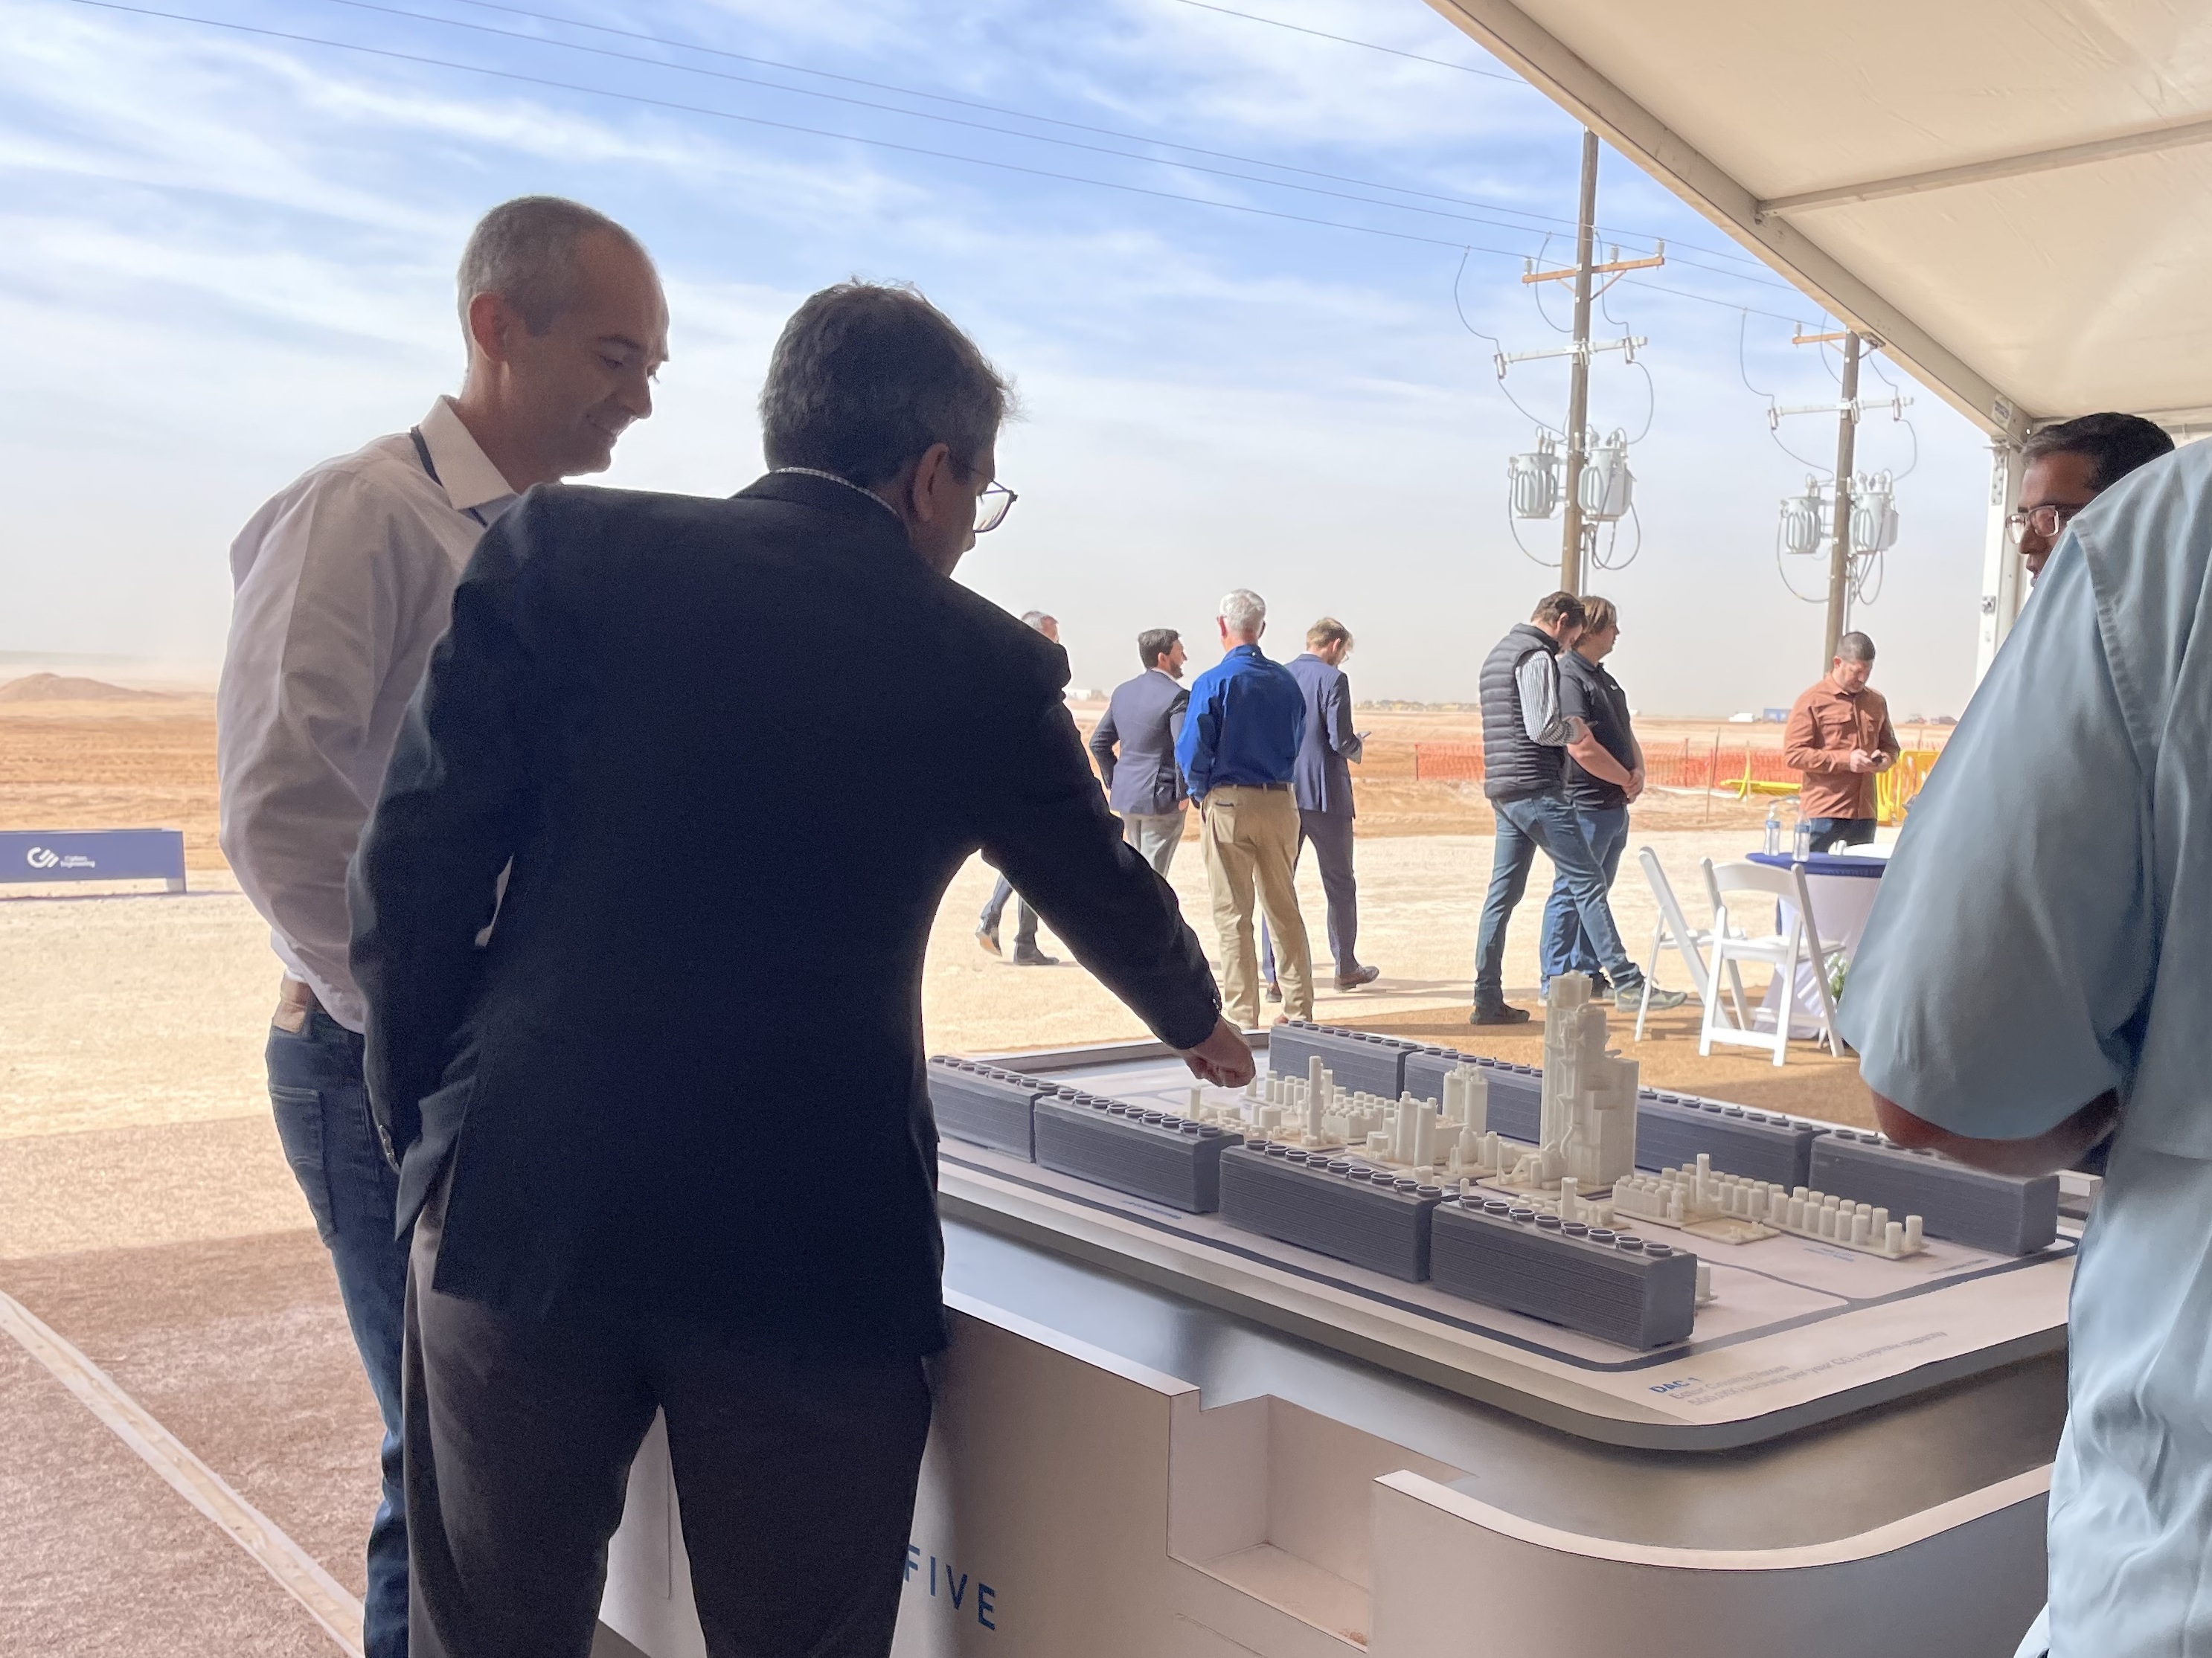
767;466;904;524
1227;642;1266;661
417;396;520;518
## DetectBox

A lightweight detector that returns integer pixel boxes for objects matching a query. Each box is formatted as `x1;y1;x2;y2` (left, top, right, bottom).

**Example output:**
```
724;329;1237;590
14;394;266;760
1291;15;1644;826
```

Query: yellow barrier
1878;749;1942;825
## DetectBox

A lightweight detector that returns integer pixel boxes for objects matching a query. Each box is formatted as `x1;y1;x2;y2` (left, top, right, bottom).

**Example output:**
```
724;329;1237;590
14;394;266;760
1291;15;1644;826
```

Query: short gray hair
1837;631;1876;663
1218;589;1266;637
760;280;1010;487
456;196;647;337
1019;611;1054;634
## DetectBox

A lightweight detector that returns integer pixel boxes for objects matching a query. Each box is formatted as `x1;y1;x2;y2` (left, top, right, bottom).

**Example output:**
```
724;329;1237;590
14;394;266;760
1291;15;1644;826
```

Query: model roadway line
0;1286;365;1657
937;1148;2074;1375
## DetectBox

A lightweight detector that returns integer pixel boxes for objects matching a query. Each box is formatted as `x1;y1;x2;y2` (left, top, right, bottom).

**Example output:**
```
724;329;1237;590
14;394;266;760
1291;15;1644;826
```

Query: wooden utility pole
1822;332;1862;666
1559;129;1600;596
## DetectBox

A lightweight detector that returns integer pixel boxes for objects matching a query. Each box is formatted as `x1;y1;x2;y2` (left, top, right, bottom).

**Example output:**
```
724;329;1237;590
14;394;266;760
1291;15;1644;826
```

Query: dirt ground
0;684;1884;1657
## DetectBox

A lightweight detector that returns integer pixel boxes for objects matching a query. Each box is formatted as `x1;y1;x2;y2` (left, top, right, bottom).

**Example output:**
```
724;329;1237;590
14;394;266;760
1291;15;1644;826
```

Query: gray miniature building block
927;1057;1050;1159
1218;1144;1443;1281
1033;1095;1244;1213
1402;1047;1542;1144
1431;1198;1697;1349
1635;1091;1825;1190
1266;1022;1422;1101
1809;1131;2059;1256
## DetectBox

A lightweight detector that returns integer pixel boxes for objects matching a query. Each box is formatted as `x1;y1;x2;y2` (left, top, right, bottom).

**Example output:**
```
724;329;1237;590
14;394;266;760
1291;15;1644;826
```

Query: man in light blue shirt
1836;437;2212;1658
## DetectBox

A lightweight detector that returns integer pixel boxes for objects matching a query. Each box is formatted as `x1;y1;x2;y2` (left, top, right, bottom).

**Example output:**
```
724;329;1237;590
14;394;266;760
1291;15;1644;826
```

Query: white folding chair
1633;846;1743;1041
1696;859;1839;1066
1789;861;1853;1057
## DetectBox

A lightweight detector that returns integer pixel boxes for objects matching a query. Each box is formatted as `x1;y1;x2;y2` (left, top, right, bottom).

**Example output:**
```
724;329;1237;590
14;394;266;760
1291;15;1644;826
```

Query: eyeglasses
974;481;1017;534
2005;502;2083;544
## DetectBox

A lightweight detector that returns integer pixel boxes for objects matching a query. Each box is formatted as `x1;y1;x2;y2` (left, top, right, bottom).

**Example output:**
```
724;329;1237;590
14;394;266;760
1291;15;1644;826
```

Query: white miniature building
1513;972;1639;1191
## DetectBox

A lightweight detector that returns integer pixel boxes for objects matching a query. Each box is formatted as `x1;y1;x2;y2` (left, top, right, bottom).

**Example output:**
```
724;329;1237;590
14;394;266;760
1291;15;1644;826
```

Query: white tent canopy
1424;0;2212;665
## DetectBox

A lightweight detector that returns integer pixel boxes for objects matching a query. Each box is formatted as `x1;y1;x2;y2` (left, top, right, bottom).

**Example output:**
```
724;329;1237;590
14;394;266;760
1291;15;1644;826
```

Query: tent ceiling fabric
1424;0;2212;434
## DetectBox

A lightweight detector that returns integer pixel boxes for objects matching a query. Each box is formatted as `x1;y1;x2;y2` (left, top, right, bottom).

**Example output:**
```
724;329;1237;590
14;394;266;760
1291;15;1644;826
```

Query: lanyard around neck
410;427;490;528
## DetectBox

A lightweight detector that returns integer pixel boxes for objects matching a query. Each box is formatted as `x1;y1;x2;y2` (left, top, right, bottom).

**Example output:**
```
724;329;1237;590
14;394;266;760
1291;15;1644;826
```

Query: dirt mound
0;673;176;703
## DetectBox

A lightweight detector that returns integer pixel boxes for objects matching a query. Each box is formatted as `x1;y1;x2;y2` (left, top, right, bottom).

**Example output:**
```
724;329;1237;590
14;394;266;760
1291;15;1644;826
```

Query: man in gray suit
1089;628;1190;876
1263;617;1378;996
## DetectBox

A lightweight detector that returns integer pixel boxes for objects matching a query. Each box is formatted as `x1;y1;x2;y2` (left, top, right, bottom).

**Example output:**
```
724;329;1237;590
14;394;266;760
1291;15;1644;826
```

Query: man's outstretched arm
1872;1090;2118;1177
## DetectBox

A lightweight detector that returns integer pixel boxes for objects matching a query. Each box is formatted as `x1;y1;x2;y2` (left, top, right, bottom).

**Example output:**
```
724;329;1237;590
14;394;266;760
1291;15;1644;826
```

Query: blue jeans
267;1009;411;1658
1539;805;1630;992
1474;793;1636;1004
977;873;1038;951
1802;815;1876;854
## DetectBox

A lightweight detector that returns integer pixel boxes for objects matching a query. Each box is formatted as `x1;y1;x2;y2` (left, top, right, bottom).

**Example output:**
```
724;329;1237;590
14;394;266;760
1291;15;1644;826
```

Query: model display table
600;1023;2071;1658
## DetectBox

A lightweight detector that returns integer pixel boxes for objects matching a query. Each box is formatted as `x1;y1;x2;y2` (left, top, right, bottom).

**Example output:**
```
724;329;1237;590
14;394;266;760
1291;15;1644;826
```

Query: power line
65;0;1530;255
408;0;1784;281
1167;0;1520;80
288;0;1786;268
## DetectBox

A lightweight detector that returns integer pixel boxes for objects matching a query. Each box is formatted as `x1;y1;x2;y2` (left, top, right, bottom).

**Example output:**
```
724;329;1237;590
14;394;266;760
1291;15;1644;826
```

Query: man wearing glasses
350;279;1248;1657
2009;413;2173;582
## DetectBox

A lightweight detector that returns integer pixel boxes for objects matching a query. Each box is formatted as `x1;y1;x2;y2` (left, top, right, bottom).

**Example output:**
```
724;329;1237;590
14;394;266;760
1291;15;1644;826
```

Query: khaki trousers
1200;785;1313;1026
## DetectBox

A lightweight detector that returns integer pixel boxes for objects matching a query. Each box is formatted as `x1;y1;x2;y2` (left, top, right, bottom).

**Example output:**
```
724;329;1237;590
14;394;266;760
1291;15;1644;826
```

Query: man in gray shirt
1089;627;1190;876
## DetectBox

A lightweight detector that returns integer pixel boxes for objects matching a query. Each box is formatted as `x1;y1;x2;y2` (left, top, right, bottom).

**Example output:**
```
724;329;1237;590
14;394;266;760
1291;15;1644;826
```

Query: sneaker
1589;971;1613;997
974;928;1001;960
1264;980;1283;1005
1615;978;1687;1013
1011;945;1062;967
1470;1002;1532;1026
1334;965;1381;991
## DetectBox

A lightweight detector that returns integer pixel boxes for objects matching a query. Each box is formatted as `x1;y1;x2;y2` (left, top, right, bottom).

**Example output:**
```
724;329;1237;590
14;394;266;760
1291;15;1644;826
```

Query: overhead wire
400;0;1786;280
1452;248;1567;438
1167;0;1522;80
66;0;1565;257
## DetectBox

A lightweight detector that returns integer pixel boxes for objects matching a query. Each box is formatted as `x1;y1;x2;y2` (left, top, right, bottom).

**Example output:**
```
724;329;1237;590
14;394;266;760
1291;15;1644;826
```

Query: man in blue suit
1089;628;1190;876
1262;617;1378;998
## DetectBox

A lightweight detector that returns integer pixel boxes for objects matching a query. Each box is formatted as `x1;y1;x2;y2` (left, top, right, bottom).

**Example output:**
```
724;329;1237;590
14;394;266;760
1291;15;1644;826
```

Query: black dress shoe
1334;965;1381;991
1263;980;1283;1004
1011;946;1061;967
974;928;1001;960
1469;1002;1532;1026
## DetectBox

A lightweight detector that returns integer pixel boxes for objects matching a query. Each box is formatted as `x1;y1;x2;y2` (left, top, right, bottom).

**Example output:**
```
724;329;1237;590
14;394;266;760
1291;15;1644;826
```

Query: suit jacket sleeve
349;504;545;1163
1322;669;1362;762
1088;701;1119;789
983;672;1220;1050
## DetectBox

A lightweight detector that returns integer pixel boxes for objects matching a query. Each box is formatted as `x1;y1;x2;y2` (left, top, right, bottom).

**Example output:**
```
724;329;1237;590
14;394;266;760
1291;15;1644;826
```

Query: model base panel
1033;1093;1243;1212
1810;1131;2060;1256
926;1058;1051;1160
1432;1200;1698;1349
1219;1144;1443;1281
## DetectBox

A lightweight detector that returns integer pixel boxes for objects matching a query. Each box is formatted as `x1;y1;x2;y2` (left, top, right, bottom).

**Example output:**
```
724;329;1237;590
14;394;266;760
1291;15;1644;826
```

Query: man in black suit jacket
350;280;1251;1658
1089;626;1190;876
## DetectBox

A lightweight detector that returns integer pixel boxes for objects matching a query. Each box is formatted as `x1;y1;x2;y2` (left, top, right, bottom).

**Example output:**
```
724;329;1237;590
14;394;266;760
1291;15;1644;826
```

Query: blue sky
1;0;1991;713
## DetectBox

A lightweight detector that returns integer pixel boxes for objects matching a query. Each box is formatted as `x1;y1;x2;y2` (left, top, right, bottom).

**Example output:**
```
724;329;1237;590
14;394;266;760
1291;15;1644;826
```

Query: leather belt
1210;781;1292;791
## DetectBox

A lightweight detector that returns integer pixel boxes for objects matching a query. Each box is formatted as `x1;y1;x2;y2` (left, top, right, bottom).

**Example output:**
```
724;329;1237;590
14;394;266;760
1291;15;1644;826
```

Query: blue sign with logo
0;829;187;891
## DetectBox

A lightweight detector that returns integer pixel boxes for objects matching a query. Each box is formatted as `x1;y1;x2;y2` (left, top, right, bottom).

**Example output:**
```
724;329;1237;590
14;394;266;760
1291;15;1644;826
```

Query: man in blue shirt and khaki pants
1177;588;1315;1028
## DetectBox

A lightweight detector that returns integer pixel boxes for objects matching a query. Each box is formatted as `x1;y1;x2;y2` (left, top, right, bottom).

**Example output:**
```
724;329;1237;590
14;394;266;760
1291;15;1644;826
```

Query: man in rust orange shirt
1783;632;1900;852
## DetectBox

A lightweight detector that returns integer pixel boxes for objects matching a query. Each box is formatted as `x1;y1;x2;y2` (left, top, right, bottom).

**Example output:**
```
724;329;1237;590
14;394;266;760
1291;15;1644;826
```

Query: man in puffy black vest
1471;591;1687;1025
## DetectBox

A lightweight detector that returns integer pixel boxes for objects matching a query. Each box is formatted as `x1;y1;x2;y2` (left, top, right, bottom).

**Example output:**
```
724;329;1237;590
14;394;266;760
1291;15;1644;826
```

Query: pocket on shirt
269;1085;339;1245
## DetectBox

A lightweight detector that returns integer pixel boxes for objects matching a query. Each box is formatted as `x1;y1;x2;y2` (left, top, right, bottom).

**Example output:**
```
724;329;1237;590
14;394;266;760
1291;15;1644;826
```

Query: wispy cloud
0;0;1993;715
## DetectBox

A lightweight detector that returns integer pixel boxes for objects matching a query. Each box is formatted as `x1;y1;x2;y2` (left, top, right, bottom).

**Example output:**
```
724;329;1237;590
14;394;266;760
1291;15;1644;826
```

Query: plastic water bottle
1794;817;1814;859
1763;802;1782;855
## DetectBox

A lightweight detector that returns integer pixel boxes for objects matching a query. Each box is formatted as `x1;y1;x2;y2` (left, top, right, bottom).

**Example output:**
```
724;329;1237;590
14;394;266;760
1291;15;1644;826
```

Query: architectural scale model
1612;1156;1928;1259
1430;1198;1699;1349
1402;1045;1542;1142
1810;1131;2060;1256
1265;1022;1423;1099
1218;1143;1446;1281
1032;1093;1243;1212
1635;1093;1824;1190
926;1057;1052;1159
1483;974;1639;1197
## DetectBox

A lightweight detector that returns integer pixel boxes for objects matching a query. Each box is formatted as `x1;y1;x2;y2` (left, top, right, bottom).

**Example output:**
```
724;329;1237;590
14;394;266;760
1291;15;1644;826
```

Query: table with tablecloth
1745;848;1888;1041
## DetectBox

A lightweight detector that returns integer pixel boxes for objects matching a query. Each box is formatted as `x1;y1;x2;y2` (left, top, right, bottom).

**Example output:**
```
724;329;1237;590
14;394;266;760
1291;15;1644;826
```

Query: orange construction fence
1410;739;1944;825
